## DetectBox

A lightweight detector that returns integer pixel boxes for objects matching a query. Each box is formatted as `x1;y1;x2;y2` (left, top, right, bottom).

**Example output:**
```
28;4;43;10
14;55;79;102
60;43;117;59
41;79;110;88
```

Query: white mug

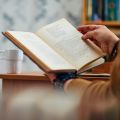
0;50;23;74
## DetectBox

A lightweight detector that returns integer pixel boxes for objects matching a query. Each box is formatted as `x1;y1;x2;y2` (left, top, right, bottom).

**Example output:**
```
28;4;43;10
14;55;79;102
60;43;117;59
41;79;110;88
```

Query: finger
83;38;101;49
77;25;98;33
92;39;101;47
100;44;108;54
82;31;95;40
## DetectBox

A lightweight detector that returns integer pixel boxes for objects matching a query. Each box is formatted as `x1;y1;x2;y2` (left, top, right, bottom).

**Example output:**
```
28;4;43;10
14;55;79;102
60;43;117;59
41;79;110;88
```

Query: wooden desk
0;62;112;100
0;72;53;100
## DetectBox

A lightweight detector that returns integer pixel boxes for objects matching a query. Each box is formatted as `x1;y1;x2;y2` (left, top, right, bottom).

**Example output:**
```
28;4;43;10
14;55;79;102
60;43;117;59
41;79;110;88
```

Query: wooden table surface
0;72;49;81
0;72;52;104
0;62;112;99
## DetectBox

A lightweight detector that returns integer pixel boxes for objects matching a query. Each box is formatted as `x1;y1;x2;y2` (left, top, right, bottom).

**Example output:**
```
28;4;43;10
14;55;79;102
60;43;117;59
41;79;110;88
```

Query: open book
3;19;105;74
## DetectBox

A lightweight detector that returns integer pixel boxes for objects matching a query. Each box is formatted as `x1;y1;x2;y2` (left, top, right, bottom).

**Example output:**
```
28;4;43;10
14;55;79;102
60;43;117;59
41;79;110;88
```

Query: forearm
64;78;91;97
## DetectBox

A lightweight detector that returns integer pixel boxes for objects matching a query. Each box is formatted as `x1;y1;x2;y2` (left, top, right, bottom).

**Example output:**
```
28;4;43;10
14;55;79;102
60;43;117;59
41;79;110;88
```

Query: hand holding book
46;24;119;89
78;25;120;55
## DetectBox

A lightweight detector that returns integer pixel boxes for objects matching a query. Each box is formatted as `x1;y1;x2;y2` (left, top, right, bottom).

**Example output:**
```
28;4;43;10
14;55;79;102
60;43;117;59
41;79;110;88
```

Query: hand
78;25;119;54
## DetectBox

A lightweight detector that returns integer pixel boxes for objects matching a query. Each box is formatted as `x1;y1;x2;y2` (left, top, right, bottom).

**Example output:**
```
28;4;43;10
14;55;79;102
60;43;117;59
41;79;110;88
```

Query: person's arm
64;78;91;97
111;42;120;99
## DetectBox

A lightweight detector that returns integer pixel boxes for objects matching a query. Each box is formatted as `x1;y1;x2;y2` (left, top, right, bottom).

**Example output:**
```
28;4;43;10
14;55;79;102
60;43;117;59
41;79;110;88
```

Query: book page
6;31;75;71
36;19;104;70
78;57;105;73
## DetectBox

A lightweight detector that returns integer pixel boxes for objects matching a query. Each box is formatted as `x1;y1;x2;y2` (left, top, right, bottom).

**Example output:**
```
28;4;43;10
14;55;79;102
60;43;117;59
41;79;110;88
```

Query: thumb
82;31;95;40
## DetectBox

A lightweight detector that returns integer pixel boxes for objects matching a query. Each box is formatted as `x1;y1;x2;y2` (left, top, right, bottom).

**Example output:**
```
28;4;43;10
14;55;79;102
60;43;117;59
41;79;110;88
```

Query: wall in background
0;0;82;72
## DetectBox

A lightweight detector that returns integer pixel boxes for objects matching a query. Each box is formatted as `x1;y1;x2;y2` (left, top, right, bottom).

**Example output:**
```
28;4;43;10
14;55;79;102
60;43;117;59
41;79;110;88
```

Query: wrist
109;39;120;61
109;37;120;54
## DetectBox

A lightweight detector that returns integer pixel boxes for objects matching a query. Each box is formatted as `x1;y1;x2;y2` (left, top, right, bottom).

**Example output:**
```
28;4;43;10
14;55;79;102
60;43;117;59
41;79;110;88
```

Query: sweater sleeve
111;43;120;99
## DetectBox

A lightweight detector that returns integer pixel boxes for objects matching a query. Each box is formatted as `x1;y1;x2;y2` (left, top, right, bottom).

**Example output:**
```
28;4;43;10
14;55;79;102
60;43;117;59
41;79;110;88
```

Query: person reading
48;25;120;120
3;20;120;120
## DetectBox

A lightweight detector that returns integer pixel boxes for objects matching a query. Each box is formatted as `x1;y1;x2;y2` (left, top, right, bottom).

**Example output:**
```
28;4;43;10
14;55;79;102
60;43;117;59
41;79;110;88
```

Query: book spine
118;0;120;21
114;0;119;20
92;0;101;21
87;0;92;21
92;0;95;20
98;0;104;21
104;0;108;20
102;0;105;20
107;0;116;21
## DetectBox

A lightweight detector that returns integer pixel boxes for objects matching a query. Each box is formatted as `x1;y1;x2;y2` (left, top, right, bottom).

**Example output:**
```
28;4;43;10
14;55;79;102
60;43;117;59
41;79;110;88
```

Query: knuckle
93;31;98;36
86;32;90;37
100;25;107;29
